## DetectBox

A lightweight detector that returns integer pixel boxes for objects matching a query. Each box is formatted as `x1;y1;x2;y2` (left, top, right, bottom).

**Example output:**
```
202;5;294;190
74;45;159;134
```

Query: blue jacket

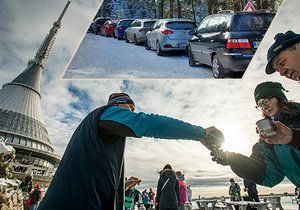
229;102;300;188
38;105;205;210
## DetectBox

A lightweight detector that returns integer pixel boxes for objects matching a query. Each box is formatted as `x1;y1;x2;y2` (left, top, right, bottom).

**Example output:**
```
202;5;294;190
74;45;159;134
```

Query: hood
161;169;176;178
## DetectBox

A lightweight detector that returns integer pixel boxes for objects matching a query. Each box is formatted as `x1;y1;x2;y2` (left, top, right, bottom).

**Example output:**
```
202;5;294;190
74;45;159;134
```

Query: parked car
187;11;275;78
114;19;135;40
145;18;197;56
100;20;117;37
125;19;157;45
92;17;111;35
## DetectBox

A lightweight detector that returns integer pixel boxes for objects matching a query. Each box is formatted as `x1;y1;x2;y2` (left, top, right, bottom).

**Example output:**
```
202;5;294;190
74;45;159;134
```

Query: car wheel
188;46;196;67
212;55;225;78
134;35;139;45
117;35;121;40
105;31;108;37
145;39;150;50
156;41;163;56
125;34;129;43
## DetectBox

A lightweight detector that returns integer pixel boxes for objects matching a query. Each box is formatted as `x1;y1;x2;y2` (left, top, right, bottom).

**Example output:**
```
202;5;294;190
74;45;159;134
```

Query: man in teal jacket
39;93;224;210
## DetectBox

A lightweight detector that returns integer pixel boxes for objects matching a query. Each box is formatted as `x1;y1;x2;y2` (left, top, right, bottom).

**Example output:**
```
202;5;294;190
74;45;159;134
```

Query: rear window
166;21;197;30
97;19;110;25
232;14;274;31
120;20;134;27
144;21;156;28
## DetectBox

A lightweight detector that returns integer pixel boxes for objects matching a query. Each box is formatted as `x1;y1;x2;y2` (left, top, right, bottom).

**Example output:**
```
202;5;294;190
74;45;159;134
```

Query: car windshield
144;21;156;28
166;21;197;30
232;14;274;31
120;20;134;27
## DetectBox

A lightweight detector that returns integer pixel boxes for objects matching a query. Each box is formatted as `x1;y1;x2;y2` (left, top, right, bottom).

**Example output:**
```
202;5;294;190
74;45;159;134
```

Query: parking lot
64;33;213;79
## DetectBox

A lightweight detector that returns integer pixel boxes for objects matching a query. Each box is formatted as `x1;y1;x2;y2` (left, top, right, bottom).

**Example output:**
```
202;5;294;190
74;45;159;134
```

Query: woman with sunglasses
211;81;300;193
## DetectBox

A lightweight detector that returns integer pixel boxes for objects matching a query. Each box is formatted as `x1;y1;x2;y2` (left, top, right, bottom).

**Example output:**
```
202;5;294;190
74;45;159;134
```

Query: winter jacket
229;183;241;201
156;169;179;209
228;102;300;188
30;189;42;205
38;105;205;210
178;180;188;205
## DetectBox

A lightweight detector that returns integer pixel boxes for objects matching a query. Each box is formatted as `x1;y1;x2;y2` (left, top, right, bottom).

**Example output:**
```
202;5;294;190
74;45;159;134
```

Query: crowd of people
125;164;193;210
19;175;44;210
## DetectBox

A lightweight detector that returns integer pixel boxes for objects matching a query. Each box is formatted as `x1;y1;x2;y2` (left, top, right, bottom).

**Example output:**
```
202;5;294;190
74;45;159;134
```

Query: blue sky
0;0;299;198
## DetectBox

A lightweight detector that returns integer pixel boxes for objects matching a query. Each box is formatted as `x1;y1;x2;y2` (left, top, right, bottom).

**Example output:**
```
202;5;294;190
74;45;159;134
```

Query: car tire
105;31;108;37
117;35;121;40
156;41;163;56
134;35;139;45
125;34;129;43
212;55;226;78
188;46;196;67
145;39;150;50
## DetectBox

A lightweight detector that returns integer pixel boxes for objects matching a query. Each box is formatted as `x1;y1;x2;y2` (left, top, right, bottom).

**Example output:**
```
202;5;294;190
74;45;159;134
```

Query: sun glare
221;126;252;155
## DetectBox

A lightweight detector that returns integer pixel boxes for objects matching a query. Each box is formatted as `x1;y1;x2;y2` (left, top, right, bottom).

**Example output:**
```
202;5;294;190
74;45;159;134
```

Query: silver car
145;19;197;56
125;19;157;45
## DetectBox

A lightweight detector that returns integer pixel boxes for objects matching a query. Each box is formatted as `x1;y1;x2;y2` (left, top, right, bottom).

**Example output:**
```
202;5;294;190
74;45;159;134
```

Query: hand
259;121;293;145
125;176;141;190
210;149;231;166
201;126;225;151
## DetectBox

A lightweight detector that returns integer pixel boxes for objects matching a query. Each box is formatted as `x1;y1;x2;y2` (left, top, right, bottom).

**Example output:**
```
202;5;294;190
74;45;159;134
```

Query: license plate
178;43;186;48
253;41;261;49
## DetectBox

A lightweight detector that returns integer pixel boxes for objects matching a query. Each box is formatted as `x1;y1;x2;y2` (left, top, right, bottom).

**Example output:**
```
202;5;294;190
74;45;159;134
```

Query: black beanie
107;93;135;106
254;81;288;103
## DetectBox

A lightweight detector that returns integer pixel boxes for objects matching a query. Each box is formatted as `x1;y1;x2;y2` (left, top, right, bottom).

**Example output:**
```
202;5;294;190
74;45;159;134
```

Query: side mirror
188;29;197;35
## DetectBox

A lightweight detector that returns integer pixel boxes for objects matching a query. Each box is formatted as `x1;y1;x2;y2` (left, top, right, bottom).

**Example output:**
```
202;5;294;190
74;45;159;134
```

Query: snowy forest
97;0;283;22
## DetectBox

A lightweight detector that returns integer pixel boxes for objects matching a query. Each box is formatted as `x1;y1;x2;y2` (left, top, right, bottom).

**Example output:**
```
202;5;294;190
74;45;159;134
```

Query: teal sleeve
229;142;285;187
99;106;205;140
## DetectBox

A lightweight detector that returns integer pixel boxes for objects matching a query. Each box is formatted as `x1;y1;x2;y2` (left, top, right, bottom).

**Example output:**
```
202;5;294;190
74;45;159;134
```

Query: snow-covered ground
64;33;213;78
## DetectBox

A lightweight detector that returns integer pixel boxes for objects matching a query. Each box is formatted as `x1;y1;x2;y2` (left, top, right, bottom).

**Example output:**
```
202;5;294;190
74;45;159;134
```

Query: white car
125;19;157;45
145;18;197;56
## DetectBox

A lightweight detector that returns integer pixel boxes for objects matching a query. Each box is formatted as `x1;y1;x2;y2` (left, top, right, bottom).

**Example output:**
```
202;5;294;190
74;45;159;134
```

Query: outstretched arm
98;106;205;140
211;142;285;187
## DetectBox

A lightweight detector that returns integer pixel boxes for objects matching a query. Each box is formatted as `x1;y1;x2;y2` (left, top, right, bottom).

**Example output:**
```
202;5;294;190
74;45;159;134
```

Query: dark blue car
114;19;135;40
187;11;275;78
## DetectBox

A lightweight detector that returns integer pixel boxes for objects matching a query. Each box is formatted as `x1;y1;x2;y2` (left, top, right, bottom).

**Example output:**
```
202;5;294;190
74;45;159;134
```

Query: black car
91;17;111;35
187;11;275;78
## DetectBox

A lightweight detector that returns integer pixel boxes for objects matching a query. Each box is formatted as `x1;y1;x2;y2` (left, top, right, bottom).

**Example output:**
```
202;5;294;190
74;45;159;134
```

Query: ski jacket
156;169;179;209
229;183;241;201
38;105;205;210
178;180;188;205
228;103;300;188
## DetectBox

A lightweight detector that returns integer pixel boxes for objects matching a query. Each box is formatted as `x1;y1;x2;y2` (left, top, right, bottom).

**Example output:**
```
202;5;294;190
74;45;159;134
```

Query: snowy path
64;33;214;79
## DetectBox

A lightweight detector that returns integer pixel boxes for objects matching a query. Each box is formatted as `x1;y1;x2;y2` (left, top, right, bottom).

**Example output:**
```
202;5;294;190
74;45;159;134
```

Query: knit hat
107;93;135;106
266;30;300;74
254;81;288;103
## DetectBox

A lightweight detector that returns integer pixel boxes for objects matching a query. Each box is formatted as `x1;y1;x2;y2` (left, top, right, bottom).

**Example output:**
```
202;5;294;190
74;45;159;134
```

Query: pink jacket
178;181;188;205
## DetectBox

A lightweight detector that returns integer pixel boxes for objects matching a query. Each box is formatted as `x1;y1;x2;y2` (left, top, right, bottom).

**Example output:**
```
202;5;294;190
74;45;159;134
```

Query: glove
210;149;231;166
201;126;225;151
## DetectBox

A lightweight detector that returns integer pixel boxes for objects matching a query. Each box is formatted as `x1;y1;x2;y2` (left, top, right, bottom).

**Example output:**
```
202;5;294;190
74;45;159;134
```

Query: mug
256;118;277;137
